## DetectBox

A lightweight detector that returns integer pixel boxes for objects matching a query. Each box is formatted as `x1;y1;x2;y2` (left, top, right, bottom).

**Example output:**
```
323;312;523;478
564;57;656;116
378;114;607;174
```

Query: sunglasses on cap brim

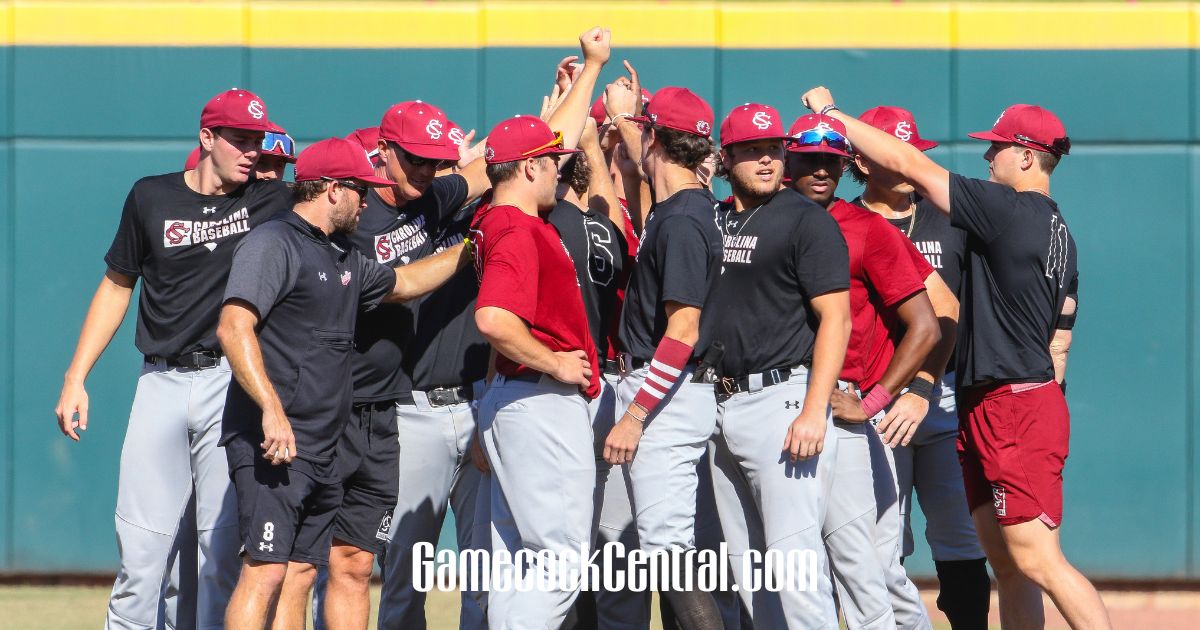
1014;134;1071;157
521;130;567;158
262;132;296;158
790;128;851;153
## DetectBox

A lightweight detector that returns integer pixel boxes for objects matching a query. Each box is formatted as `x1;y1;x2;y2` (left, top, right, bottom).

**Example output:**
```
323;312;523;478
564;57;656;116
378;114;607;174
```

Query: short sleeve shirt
707;188;849;377
830;199;934;390
619;188;722;360
548;199;627;358
340;175;469;402
949;174;1079;386
104;173;290;357
220;211;396;467
472;204;601;399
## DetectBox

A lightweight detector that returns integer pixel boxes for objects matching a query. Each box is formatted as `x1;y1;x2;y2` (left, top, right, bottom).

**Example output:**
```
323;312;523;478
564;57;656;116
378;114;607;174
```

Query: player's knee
1006;543;1067;588
286;561;318;590
242;559;288;594
330;543;375;584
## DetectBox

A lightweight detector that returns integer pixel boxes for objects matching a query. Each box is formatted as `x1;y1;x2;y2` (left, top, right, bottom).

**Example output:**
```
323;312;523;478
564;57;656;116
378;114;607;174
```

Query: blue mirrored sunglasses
792;128;850;152
263;132;296;157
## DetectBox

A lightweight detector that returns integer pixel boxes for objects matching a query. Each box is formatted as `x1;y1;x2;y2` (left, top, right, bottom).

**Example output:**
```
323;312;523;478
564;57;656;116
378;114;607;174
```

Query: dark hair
485;160;522;186
1036;151;1061;175
290;179;330;203
848;156;868;185
654;126;715;170
559;152;591;196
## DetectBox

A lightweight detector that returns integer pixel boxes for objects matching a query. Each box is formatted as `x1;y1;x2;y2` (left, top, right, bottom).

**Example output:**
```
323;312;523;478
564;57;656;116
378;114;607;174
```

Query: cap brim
723;133;793;148
627;115;651;125
913;138;939;151
530;147;581;159
786;143;851;158
262;151;297;163
221;121;284;134
967;130;1010;143
354;174;397;187
395;140;461;162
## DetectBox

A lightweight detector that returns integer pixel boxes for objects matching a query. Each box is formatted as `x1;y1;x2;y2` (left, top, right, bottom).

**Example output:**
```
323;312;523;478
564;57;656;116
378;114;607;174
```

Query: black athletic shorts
332;400;401;554
226;433;343;566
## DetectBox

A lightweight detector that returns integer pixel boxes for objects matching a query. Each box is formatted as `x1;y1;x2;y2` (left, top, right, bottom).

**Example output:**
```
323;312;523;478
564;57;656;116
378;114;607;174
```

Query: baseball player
849;105;991;629
786;113;941;629
801;87;1107;628
705;103;852;628
217;137;469;629
54;89;290;630
601;86;724;630
185;127;296;181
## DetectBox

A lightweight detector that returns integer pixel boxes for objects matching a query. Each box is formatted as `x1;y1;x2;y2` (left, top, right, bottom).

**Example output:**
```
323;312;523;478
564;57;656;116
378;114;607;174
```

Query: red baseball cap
378;100;461;162
294;137;394;186
719;103;791;148
968;104;1070;156
786;114;851;157
184;146;200;170
199;89;281;133
484;115;579;164
629;87;714;138
447;120;468;148
345;126;381;158
589;88;654;125
860;106;937;151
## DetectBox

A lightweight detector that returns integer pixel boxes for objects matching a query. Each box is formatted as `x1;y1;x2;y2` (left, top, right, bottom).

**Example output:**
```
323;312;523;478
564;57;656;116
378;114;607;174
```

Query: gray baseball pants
107;357;239;630
709;367;839;629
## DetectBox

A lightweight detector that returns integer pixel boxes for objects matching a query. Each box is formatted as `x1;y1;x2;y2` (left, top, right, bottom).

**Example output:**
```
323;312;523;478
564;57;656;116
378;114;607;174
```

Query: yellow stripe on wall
3;1;1197;50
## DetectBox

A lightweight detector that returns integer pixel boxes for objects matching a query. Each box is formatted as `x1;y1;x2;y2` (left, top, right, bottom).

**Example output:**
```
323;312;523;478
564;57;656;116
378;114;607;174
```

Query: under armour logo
751;111;772;130
426;119;444;140
696;121;711;135
247;100;265;120
258;542;273;552
727;220;739;230
894;121;913;142
318;272;327;282
785;401;801;409
202;206;216;215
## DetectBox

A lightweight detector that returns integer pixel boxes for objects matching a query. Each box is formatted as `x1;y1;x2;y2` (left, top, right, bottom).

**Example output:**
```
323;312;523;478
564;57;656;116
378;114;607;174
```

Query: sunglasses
1013;133;1071;156
521;130;566;158
262;132;295;157
323;177;369;198
396;145;451;170
791;127;850;152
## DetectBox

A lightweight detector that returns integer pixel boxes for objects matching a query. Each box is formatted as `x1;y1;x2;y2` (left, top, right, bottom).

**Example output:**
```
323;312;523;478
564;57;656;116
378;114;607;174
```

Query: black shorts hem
332;528;387;555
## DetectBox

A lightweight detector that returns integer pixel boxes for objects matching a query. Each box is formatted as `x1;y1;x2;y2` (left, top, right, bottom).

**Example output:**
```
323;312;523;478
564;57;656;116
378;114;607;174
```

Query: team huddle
55;27;1111;630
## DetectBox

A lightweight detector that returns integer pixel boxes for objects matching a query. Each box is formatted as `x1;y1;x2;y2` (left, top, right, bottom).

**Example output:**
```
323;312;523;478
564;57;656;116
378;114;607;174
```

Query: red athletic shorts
957;380;1070;527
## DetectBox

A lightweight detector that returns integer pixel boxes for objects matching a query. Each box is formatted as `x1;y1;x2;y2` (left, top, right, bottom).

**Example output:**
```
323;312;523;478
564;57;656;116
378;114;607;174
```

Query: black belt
395;383;475;407
601;358;621;376
715;365;801;397
145;350;223;370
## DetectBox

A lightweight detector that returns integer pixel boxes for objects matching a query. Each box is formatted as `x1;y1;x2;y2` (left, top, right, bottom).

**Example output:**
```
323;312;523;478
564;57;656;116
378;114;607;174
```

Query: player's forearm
584;141;626;231
919;272;959;381
804;294;851;417
1050;329;1072;383
64;269;136;384
613;120;644;170
826;109;951;214
388;243;469;302
217;312;283;414
548;64;603;150
459;158;492;204
876;293;941;396
475;307;561;375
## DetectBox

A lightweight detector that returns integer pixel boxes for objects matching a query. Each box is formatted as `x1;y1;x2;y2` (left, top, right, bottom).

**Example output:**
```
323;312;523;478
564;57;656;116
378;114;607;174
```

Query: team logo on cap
426;119;444;140
484;146;495;161
751;111;772;130
449;127;465;147
696;121;711;135
340;270;352;286
994;110;1005;126
247;100;265;120
894;121;913;142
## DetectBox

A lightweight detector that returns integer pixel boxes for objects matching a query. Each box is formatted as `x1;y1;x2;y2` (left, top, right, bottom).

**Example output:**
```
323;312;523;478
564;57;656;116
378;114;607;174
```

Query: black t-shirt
619;188;722;361
548;199;628;358
104;173;290;357
220;211;396;468
339;175;469;402
708;188;849;377
949;174;1079;387
853;197;967;296
404;201;490;391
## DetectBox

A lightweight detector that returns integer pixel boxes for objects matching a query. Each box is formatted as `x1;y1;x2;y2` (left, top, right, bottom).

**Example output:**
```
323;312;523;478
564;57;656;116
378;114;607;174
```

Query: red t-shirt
829;199;933;391
473;204;601;399
606;199;640;359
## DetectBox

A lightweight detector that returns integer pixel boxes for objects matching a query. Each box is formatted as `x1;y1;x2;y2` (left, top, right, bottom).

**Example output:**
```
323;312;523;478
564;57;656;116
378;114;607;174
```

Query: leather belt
715;365;804;398
395;383;475;407
145;350;223;370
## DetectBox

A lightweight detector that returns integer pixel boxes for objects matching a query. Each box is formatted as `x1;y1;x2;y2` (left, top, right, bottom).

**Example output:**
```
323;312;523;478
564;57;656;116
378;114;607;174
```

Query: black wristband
819;104;840;116
905;376;935;401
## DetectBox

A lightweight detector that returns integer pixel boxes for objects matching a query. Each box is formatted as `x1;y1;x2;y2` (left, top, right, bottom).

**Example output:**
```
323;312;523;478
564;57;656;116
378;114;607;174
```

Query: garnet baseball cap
293;137;394;186
589;88;654;125
344;126;381;158
447;120;468;148
484;115;579;164
629;87;714;137
786;114;852;158
719;103;791;148
378;100;461;162
199;89;281;133
184;146;201;170
860;106;937;151
968;104;1070;156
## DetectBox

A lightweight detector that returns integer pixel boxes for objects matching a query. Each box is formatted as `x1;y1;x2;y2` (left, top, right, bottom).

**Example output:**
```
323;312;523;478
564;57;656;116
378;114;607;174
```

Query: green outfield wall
1;1;1198;581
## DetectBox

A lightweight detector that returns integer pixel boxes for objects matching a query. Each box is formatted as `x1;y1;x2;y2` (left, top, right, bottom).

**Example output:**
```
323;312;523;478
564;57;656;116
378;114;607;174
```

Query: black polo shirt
104;173;290;357
220;210;396;471
619;187;722;361
949;174;1079;387
404;200;490;391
